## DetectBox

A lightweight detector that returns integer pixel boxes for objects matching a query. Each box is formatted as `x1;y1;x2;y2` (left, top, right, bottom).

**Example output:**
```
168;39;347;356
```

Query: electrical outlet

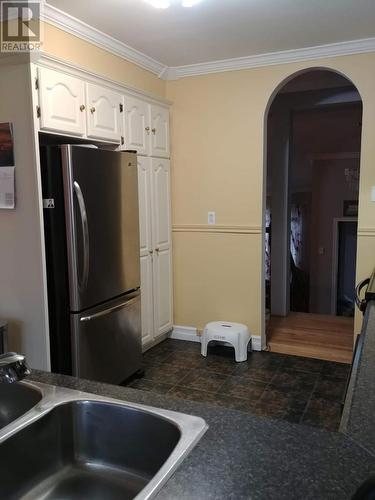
208;211;216;225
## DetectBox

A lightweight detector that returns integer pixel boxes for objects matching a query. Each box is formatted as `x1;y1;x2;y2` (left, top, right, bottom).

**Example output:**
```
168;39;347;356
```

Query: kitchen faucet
0;353;30;383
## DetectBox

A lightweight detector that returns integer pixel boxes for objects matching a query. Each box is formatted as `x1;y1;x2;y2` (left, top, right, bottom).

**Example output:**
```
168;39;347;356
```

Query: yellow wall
167;52;375;341
43;23;166;99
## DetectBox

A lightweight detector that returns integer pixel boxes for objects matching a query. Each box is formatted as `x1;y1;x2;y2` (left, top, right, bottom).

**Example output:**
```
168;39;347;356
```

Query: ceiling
46;0;375;67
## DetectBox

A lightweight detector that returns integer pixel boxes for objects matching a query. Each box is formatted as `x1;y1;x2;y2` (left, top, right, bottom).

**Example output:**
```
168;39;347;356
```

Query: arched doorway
264;68;363;363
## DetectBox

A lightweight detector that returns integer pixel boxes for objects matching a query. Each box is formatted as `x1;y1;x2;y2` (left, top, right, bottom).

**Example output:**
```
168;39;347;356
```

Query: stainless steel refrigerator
40;145;142;384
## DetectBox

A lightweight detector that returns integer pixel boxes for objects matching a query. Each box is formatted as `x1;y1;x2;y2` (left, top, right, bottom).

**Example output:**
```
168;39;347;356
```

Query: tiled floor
127;339;351;431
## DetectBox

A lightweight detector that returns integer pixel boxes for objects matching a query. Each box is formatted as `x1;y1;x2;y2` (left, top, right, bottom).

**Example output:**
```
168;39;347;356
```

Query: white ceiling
46;0;375;67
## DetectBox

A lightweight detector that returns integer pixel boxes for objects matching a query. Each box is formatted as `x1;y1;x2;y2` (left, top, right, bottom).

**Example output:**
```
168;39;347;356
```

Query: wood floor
267;313;354;364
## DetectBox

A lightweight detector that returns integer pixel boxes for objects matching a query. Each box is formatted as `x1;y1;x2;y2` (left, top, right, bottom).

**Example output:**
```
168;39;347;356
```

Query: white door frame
331;217;358;314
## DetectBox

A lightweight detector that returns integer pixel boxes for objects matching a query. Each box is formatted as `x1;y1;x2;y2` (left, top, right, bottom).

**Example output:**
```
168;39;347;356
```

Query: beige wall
166;52;375;342
43;23;166;99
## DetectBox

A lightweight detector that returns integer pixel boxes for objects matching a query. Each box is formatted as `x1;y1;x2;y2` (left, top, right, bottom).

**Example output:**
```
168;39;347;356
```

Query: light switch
208;211;216;225
371;186;375;202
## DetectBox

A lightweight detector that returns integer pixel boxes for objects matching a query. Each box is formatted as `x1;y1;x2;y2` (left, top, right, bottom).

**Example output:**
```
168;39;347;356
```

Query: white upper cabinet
38;67;86;136
36;66;170;156
124;96;150;156
150;105;170;158
86;83;123;143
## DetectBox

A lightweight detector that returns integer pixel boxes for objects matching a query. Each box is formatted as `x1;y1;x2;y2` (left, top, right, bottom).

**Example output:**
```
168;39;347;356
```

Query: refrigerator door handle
73;180;90;291
80;295;140;322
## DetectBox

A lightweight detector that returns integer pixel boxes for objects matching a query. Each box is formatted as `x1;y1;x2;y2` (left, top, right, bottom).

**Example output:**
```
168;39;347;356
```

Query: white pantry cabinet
124;96;150;156
37;67;86;136
86;83;123;142
150;105;170;158
138;157;173;347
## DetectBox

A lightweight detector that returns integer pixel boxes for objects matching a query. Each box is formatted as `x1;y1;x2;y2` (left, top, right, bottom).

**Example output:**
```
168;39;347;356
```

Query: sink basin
0;391;207;500
0;382;42;430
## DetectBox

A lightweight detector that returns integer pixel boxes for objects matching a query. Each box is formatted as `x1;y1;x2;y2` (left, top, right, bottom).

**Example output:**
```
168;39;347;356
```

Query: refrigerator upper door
71;291;142;384
61;145;140;311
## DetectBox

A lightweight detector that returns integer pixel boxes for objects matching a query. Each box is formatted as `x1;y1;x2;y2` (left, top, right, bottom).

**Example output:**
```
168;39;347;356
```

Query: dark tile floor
127;339;351;431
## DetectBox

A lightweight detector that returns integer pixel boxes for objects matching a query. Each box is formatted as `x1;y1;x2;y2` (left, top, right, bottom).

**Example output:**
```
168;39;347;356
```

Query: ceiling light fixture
144;0;202;8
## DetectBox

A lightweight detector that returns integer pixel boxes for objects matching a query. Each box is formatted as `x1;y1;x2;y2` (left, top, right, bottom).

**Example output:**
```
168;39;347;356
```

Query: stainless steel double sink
0;381;207;499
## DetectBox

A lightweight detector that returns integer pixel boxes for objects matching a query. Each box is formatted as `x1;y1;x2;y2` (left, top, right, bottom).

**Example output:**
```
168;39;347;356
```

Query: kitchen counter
29;303;375;500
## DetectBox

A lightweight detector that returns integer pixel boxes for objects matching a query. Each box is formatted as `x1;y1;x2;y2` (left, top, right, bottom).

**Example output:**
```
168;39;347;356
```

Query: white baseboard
251;336;263;351
169;325;201;343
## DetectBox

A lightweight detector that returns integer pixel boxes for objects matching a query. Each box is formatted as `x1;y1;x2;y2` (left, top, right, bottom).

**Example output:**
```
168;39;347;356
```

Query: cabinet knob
151;128;156;134
90;107;96;114
155;247;160;253
149;249;154;255
145;126;150;134
80;105;85;112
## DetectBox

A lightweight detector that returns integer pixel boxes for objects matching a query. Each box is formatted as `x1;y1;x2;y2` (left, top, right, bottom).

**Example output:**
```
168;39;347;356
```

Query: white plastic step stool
201;321;251;362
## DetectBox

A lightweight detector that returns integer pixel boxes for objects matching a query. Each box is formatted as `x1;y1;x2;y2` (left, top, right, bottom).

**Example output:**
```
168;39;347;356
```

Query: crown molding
164;37;375;80
41;3;375;81
42;2;167;77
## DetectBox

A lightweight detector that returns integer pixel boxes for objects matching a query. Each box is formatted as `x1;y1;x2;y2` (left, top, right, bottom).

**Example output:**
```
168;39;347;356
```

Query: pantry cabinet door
38;67;86;136
151;159;173;337
150;105;170;158
124;96;150;156
86;83;122;142
137;157;154;346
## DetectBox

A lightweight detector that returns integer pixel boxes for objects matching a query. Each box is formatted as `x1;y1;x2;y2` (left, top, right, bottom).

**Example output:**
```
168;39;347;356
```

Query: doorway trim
331;217;358;315
262;67;363;350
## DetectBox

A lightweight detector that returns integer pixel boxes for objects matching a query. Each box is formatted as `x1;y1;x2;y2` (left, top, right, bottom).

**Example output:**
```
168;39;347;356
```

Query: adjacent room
265;69;362;363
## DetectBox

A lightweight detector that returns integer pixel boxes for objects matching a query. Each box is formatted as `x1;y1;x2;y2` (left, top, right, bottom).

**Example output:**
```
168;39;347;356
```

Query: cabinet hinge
119;103;123;113
36;105;41;118
35;78;39;90
121;136;124;145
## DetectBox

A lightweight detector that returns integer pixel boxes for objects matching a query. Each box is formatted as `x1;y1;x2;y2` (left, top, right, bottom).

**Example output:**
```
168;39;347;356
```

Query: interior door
86;83;123;142
124;96;150;156
151;158;173;336
137;156;154;346
38;67;86;136
150;105;170;158
62;146;140;311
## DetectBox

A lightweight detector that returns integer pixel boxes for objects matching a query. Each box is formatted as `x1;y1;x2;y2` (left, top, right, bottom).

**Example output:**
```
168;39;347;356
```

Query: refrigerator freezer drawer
71;293;142;384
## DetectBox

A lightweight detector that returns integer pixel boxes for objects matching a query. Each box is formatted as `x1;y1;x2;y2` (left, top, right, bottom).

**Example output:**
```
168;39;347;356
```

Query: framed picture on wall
343;200;358;217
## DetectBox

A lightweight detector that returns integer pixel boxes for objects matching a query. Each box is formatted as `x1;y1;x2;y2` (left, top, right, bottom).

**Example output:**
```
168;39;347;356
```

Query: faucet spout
0;353;30;383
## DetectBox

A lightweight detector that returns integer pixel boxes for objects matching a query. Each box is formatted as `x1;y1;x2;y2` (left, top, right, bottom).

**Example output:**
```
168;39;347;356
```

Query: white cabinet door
38;67;86;136
140;253;154;346
151;158;173;337
86;83;122;142
124;96;150;156
138;157;154;346
150;105;170;158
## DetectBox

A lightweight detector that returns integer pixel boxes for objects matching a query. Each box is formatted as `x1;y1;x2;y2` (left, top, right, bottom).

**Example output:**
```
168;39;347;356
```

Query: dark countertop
29;304;375;500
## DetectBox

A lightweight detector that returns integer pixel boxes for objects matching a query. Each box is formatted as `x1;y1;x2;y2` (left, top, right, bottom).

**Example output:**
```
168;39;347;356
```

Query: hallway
267;313;353;364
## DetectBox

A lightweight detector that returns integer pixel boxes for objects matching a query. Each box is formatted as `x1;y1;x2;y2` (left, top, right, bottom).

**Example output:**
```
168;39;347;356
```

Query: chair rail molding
172;224;262;235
